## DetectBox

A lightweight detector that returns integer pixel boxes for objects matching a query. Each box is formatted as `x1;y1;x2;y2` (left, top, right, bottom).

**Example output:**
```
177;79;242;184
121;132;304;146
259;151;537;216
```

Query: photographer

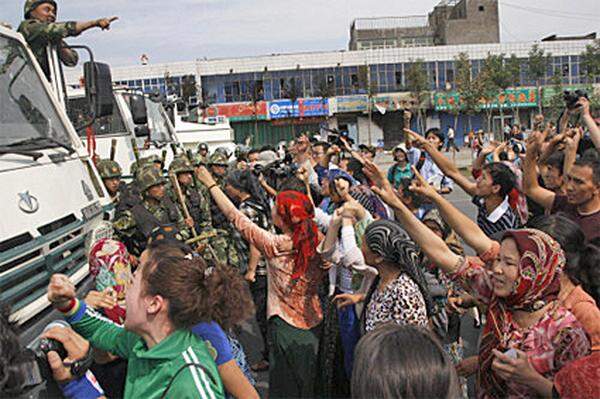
0;312;105;399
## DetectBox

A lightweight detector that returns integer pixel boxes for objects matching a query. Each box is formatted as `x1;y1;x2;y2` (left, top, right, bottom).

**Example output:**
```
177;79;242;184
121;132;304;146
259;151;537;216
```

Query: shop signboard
268;98;329;119
334;95;369;113
213;101;268;122
434;88;538;111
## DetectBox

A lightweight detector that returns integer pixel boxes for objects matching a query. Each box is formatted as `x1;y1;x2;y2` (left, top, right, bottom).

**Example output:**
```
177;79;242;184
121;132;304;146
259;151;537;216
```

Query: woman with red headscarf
196;166;324;398
364;161;590;398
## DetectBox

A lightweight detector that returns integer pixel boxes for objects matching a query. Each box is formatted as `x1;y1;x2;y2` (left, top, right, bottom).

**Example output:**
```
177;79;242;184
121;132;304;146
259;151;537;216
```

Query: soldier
97;159;139;212
167;156;211;232
197;142;209;158
113;166;190;256
18;0;117;80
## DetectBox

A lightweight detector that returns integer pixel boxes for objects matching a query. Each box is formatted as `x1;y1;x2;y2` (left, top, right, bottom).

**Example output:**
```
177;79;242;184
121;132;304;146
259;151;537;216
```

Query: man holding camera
18;0;117;80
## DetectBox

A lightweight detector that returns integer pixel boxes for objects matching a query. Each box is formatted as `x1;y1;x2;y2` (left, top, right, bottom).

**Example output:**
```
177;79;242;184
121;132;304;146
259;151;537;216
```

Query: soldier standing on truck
18;0;118;80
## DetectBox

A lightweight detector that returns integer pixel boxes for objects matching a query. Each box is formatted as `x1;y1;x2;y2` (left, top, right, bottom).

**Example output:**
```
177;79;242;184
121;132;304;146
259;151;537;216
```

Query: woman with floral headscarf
196;166;325;399
364;160;591;398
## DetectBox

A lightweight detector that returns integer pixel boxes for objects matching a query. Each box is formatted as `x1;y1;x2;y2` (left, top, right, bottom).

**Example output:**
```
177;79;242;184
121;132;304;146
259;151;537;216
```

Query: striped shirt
472;196;521;237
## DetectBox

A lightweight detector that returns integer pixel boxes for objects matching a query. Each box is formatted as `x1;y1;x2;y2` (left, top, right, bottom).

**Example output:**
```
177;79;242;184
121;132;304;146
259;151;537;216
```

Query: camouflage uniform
113;166;190;256
18;0;79;80
97;159;139;212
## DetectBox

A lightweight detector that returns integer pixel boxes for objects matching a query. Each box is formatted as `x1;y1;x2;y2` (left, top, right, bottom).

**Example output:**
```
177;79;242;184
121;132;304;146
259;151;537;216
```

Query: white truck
67;88;182;175
171;109;237;155
0;25;114;344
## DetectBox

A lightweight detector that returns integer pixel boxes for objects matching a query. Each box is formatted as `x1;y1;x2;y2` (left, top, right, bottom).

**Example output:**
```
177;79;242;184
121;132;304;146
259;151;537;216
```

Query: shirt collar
486;196;510;223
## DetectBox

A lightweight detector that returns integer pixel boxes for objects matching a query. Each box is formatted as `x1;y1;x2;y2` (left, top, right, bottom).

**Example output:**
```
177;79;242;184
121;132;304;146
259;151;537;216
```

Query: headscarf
479;229;565;398
349;184;389;220
275;190;320;280
89;239;133;324
502;161;529;225
364;220;433;315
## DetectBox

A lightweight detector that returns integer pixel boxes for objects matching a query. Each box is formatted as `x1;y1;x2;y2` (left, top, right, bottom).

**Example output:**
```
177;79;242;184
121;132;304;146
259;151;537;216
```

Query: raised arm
404;129;477;196
563;128;582;176
363;161;461;273
196;167;285;258
578;98;600;150
409;167;494;255
522;134;556;211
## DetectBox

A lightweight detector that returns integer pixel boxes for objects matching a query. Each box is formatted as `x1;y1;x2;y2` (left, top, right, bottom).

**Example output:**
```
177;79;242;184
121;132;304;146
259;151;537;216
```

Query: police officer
113;166;190;256
18;0;117;80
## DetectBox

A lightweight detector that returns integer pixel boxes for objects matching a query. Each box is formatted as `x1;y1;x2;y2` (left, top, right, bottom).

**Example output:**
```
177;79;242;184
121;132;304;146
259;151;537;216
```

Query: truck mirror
83;61;113;118
129;94;148;125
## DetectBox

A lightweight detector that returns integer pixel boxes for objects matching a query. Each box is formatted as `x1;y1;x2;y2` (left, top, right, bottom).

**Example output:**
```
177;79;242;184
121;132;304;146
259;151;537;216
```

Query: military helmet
197;142;209;152
208;152;228;166
24;0;57;18
213;147;231;159
142;154;162;165
234;144;250;159
190;153;208;167
97;159;122;179
136;166;166;192
169;156;194;175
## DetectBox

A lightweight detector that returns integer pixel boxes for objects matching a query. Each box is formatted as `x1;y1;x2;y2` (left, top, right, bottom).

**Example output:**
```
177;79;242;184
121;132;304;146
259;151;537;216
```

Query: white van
0;26;112;343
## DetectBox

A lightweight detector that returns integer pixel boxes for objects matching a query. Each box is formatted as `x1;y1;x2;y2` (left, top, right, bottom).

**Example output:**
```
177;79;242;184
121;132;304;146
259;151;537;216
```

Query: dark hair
312;141;330;151
425;128;445;149
483;162;516;197
248;149;260;157
398;178;423;208
0;307;32;394
279;176;307;194
142;240;254;330
226;169;271;212
352;324;459;399
527;214;600;304
544;152;565;175
573;148;600;186
347;158;369;184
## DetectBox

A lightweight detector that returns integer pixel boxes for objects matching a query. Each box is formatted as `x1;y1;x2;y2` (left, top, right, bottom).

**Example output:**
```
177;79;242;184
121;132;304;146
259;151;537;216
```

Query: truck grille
0;214;88;314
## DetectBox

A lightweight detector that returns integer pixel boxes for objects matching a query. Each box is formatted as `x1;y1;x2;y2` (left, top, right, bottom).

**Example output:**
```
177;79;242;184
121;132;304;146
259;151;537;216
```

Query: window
351;74;359;87
395;71;403;87
478;5;485;12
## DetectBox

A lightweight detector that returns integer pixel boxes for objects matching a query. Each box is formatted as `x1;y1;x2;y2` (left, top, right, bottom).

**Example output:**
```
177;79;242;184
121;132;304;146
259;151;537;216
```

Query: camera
326;128;355;148
563;90;588;110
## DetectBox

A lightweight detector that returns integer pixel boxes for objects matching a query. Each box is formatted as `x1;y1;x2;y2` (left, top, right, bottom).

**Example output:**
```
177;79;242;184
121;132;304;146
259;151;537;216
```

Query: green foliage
546;73;564;120
581;39;600;82
505;54;522;88
455;52;480;116
527;44;550;84
405;59;429;105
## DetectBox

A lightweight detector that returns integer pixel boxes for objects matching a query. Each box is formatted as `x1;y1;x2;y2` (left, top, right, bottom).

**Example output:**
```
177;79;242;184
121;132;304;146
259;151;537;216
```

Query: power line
500;1;600;23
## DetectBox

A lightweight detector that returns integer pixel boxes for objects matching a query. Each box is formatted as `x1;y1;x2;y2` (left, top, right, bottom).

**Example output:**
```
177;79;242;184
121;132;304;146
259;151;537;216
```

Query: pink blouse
450;243;591;398
225;204;324;330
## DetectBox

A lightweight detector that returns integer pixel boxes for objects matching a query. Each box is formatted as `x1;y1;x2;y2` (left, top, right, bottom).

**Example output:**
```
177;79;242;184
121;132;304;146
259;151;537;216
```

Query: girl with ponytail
196;166;324;399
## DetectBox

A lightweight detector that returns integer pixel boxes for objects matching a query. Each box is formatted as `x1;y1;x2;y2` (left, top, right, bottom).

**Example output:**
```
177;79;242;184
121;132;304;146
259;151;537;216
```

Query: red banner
212;102;268;121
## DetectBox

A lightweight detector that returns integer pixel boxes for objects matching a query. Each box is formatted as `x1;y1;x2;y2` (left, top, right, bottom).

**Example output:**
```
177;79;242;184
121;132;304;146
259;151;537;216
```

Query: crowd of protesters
2;94;600;399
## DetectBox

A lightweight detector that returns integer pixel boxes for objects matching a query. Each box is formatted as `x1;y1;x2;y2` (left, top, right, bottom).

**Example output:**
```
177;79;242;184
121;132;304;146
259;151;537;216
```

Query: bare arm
405;129;477;196
409;167;494;255
522;134;556;211
563;129;582;176
258;175;277;198
363;161;461;273
245;245;262;282
578;98;600;150
218;360;260;399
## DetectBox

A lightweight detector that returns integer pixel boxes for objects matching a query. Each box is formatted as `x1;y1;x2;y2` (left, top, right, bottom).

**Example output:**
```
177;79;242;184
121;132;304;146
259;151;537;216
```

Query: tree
505;54;522;126
314;74;335;126
455;52;480;134
357;64;378;144
527;44;551;113
248;80;264;143
581;39;600;84
546;73;564;121
282;77;302;136
405;59;429;133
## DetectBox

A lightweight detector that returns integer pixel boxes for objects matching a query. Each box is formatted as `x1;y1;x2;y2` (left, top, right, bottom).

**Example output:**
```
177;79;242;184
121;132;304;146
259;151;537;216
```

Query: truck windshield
0;35;71;147
68;95;127;137
146;99;175;143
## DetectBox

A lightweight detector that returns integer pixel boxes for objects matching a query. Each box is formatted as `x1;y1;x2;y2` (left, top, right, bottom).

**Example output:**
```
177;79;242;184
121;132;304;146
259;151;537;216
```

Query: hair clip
204;266;214;278
184;253;193;260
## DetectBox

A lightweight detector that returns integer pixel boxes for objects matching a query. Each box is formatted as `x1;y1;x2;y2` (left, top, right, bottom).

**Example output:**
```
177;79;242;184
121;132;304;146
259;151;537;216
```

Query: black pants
446;138;460;152
250;274;269;360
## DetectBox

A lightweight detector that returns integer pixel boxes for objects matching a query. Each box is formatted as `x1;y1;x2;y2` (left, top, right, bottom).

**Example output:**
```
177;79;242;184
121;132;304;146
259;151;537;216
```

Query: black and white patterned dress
364;273;428;332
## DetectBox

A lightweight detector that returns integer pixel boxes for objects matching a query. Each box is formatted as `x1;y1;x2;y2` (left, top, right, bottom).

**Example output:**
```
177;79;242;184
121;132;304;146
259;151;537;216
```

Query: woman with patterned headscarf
371;169;591;398
334;219;432;333
196;166;324;399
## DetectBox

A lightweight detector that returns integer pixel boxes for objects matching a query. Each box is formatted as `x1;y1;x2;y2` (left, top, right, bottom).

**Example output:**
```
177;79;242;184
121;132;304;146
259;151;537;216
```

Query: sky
1;0;599;66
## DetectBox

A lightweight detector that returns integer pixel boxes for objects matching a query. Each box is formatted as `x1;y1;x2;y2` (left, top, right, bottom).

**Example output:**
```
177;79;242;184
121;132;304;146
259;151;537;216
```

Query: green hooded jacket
65;300;225;399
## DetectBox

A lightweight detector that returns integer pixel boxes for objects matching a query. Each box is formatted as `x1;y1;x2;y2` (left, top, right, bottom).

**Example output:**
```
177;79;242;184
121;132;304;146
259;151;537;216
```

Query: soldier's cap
191;153;208;167
208;153;229;166
197;142;209;151
169;156;195;174
136;166;166;192
97;159;122;178
24;0;57;18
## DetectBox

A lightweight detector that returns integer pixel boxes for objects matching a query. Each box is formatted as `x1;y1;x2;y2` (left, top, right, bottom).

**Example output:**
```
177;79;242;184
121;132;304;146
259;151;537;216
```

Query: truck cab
0;25;110;344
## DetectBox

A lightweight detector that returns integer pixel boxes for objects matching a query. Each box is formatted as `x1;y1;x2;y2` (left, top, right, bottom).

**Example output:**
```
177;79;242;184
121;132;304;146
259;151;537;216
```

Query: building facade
349;0;500;51
66;38;597;148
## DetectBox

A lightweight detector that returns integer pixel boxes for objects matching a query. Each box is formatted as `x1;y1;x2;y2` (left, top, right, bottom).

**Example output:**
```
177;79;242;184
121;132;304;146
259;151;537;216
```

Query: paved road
237;163;482;398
